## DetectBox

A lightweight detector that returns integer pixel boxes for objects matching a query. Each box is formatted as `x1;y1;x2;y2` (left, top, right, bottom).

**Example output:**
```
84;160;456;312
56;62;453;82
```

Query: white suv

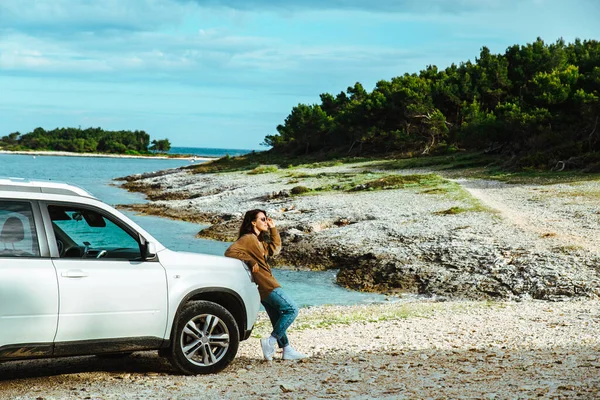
0;178;260;375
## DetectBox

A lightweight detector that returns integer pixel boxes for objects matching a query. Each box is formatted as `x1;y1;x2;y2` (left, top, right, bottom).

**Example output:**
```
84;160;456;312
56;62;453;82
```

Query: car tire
167;300;239;375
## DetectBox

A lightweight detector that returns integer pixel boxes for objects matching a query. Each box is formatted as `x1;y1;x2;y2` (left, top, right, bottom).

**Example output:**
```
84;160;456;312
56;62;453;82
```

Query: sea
169;146;256;158
0;148;388;307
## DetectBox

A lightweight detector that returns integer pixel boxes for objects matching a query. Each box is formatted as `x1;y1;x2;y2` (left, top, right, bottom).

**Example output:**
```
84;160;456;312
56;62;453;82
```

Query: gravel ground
1;300;599;399
458;178;600;253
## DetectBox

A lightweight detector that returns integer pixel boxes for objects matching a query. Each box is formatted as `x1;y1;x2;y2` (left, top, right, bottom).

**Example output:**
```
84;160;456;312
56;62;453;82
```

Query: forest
0;127;171;154
264;38;600;171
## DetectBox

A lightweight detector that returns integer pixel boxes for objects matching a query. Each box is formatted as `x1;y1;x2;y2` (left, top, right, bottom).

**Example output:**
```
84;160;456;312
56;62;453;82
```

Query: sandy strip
0;150;215;161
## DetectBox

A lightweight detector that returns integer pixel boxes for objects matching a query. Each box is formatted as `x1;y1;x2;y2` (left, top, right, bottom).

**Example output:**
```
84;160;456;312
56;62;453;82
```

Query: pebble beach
1;300;599;399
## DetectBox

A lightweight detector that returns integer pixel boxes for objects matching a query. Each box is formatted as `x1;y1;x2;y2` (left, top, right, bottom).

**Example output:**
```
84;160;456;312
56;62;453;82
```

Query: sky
0;0;599;150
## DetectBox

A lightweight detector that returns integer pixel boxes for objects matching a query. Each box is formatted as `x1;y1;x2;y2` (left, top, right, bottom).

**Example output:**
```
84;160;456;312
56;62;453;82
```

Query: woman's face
253;212;268;233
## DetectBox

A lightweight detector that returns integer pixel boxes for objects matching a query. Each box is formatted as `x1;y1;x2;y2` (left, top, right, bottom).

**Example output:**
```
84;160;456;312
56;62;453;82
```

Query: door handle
61;269;89;278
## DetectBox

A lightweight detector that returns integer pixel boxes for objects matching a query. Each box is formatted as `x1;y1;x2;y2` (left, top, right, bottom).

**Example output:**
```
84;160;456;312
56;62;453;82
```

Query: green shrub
349;174;443;191
434;206;469;215
291;186;311;195
248;165;278;175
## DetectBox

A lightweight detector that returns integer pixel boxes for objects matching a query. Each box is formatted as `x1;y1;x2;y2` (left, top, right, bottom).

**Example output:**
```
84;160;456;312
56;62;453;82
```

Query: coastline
117;159;600;300
2;158;599;397
0;149;217;161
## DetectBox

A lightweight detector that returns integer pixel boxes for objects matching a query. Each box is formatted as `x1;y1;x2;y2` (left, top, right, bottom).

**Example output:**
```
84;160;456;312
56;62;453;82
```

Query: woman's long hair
238;209;267;239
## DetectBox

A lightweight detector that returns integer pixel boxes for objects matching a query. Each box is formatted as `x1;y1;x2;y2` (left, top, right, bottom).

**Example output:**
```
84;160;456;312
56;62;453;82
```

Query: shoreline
117;159;600;300
0;149;217;161
2;158;599;397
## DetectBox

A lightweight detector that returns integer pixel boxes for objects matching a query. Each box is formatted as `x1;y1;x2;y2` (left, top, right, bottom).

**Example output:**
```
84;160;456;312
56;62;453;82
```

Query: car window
0;201;40;257
48;205;141;260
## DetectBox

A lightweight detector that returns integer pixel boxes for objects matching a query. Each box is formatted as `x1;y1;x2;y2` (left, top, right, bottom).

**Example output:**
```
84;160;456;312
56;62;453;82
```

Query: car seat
0;216;25;256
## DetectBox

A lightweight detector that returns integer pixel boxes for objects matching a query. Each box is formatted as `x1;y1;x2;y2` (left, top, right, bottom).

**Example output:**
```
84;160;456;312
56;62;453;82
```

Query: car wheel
167;300;239;375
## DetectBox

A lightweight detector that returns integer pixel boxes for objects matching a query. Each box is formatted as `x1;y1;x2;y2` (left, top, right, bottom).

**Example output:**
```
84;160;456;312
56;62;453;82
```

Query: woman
225;209;307;361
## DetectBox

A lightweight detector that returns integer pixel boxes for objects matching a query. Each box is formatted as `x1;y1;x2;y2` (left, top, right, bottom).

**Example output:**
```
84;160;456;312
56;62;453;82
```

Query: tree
149;139;171;153
262;38;600;168
2;126;165;155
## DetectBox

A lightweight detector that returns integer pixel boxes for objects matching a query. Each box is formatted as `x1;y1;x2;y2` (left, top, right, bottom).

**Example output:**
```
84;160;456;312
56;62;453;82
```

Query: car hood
157;248;247;272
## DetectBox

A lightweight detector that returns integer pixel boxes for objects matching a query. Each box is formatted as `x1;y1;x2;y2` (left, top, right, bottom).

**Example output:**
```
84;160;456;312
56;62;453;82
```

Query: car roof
0;177;96;199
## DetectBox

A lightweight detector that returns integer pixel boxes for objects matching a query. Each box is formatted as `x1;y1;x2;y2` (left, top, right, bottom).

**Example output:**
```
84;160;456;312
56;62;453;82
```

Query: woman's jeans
261;288;299;348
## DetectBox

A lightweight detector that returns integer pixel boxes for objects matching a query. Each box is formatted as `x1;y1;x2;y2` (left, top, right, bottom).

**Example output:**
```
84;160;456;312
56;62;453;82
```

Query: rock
344;368;363;383
279;382;298;392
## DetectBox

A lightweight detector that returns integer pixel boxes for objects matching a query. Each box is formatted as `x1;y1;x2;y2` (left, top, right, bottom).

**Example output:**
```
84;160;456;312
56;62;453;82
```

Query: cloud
1;0;595;94
180;0;504;14
0;22;421;79
0;0;190;35
0;27;270;74
1;2;424;92
0;0;516;39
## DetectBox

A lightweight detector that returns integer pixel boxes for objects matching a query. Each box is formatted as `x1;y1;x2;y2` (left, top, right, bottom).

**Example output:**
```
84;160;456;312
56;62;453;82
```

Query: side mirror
143;240;157;260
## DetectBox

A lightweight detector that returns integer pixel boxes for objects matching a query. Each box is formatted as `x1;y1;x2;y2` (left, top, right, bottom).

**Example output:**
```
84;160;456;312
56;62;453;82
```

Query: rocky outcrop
335;247;600;301
272;227;600;300
115;162;600;302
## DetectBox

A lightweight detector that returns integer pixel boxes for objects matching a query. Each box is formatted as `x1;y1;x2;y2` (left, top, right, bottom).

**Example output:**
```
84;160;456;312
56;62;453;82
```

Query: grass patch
553;188;600;201
554;244;585;254
187;151;372;174
480;170;600;185
286;172;312;179
348;173;444;192
370;152;501;172
288;172;448;193
370;151;600;185
421;187;450;195
249;301;504;338
247;164;278;175
434;206;470;215
422;180;494;214
285;171;493;215
290;186;311;195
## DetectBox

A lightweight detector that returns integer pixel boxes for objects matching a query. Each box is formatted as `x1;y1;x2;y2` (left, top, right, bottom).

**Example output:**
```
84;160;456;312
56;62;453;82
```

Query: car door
41;202;168;347
0;200;58;357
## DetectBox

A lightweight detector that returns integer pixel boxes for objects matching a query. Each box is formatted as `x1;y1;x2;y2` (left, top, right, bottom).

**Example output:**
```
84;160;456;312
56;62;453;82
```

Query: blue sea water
169;146;256;158
0;149;387;307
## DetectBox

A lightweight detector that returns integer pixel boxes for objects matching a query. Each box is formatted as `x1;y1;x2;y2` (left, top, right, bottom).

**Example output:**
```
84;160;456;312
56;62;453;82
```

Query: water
0;151;387;307
169;146;255;158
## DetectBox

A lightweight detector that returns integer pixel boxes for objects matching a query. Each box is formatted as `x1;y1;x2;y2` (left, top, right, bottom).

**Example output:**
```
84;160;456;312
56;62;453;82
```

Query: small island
0;126;173;157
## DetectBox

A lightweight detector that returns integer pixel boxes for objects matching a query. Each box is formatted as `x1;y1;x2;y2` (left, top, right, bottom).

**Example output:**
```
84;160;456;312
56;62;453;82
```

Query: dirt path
457;178;600;254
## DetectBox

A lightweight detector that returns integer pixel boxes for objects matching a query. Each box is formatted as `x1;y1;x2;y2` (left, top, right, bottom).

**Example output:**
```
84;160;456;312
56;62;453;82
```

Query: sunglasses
257;217;267;222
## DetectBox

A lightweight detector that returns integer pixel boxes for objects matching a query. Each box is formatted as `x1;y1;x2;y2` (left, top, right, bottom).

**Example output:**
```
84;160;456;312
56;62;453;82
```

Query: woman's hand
266;217;275;228
252;264;259;273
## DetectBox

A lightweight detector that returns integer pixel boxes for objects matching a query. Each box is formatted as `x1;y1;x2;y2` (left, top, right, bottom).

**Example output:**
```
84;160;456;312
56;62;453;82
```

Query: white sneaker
260;336;276;361
282;346;307;360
